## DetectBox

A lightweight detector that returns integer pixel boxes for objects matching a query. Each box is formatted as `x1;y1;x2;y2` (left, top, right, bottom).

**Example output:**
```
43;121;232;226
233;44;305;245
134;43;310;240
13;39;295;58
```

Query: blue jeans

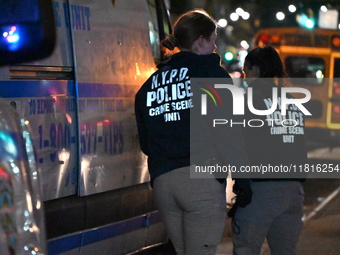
232;181;304;255
153;166;226;255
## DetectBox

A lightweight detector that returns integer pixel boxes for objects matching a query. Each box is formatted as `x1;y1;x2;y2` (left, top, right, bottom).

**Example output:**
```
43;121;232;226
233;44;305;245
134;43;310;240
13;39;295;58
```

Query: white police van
0;0;172;254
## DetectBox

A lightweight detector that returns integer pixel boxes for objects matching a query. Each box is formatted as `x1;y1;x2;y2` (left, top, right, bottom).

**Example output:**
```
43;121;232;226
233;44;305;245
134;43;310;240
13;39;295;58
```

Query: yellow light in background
135;62;141;76
143;68;156;80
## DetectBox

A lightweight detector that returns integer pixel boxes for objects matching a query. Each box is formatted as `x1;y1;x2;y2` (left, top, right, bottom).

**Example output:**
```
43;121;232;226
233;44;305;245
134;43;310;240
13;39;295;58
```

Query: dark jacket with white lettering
135;51;249;184
244;78;307;181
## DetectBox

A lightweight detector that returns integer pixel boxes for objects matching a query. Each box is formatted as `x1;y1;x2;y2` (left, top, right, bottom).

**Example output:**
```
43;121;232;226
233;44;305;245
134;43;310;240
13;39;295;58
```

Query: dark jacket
135;51;248;183
243;78;307;181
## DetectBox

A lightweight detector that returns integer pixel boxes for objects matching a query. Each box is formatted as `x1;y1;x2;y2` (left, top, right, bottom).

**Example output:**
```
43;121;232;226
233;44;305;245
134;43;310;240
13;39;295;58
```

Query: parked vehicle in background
1;0;172;254
253;27;340;143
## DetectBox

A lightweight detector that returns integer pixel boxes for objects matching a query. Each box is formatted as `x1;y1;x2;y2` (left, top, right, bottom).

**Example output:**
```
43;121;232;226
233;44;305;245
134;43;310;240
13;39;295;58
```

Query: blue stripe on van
47;234;83;255
47;211;162;255
0;81;75;97
0;81;139;98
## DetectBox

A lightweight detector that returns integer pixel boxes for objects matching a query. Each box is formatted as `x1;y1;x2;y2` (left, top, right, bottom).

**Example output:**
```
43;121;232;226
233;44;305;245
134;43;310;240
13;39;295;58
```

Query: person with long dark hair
232;46;307;255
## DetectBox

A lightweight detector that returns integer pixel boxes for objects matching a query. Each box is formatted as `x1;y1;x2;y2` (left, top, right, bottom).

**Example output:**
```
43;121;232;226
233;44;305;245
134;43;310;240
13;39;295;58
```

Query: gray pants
153;166;227;255
232;181;305;255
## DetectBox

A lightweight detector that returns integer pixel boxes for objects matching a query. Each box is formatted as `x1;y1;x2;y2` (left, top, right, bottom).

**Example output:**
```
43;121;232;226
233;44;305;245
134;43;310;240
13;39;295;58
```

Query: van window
285;57;325;86
147;0;161;63
147;0;171;64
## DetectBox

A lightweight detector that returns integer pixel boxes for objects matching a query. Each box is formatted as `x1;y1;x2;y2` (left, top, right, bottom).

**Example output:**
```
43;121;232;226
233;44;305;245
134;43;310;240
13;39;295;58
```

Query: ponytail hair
161;35;180;50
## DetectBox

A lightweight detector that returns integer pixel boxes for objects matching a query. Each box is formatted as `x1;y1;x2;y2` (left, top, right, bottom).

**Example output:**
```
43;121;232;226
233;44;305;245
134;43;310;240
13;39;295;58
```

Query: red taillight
259;34;269;44
334;87;340;95
257;34;281;47
0;167;11;181
333;105;340;113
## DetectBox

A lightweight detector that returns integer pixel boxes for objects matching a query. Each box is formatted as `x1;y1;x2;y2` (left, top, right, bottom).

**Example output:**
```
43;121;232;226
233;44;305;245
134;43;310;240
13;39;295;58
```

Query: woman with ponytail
231;46;307;255
135;9;250;255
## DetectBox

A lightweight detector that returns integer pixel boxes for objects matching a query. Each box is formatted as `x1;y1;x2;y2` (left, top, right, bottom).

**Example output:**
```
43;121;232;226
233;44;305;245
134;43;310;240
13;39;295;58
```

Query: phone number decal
37;120;124;163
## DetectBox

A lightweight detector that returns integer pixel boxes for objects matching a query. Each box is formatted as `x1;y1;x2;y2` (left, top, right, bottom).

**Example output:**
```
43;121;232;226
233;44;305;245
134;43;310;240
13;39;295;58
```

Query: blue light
2;26;21;51
3;26;19;41
297;14;315;29
224;51;234;61
305;19;315;29
6;34;20;43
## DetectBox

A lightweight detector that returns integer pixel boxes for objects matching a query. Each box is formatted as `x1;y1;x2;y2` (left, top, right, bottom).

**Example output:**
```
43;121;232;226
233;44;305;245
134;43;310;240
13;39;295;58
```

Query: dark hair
161;9;217;51
244;46;287;85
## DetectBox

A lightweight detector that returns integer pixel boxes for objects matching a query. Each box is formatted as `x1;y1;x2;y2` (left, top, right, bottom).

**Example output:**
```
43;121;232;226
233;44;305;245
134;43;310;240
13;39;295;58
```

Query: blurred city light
238;49;248;68
297;13;315;29
198;1;340;73
6;34;19;43
218;18;228;28
306;19;315;28
230;12;239;21
2;26;20;46
242;12;250;20
236;7;244;16
1;25;22;52
288;5;297;13
320;5;328;12
319;9;338;29
240;40;249;50
276;12;285;21
316;70;324;79
224;51;234;61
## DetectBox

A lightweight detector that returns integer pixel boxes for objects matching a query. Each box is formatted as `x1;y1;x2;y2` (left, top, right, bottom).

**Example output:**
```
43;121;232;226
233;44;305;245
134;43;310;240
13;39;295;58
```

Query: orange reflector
271;35;281;44
332;36;340;48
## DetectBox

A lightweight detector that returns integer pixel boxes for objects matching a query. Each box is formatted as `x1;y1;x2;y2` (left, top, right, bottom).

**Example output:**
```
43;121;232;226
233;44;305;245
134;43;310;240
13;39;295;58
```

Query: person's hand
233;179;252;207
